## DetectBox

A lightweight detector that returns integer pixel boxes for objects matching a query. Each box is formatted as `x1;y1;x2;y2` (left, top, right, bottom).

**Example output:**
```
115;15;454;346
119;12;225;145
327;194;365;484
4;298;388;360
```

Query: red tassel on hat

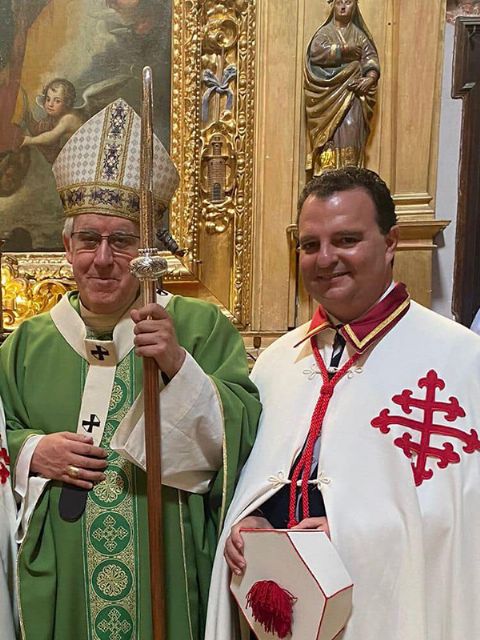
246;580;297;638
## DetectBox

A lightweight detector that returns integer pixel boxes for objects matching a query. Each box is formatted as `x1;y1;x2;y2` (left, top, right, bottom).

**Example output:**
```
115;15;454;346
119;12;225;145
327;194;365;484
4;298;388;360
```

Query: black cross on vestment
82;414;101;433
90;345;110;361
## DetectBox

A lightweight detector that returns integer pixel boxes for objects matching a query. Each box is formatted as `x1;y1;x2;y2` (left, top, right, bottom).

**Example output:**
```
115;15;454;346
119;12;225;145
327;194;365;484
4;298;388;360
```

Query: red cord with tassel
287;340;360;528
246;580;297;638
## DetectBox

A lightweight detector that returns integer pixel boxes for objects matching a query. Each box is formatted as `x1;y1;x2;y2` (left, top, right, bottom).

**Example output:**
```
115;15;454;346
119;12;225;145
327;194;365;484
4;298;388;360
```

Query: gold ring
66;464;80;479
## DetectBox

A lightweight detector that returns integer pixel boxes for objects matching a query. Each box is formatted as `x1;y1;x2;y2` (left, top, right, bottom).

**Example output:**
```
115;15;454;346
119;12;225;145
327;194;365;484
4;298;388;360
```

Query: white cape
206;302;480;640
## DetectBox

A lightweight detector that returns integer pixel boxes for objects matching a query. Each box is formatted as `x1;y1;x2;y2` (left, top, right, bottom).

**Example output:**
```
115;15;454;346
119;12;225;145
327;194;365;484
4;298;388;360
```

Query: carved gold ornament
1;254;75;331
172;0;256;327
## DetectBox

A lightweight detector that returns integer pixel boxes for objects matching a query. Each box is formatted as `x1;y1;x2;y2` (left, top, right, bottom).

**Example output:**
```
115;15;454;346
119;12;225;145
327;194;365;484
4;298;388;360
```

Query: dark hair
297;167;397;234
43;78;76;110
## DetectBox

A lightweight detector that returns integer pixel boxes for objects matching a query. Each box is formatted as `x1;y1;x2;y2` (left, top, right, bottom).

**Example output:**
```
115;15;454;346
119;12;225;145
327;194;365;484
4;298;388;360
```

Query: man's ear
63;233;73;264
385;225;399;263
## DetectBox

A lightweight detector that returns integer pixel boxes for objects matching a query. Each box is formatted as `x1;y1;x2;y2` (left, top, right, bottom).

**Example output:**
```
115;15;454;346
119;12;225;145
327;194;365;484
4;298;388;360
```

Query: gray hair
62;217;74;238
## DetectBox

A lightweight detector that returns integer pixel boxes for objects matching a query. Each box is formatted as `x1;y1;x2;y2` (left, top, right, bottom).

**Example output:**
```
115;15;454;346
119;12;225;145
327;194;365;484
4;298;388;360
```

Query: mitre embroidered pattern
53;98;179;218
60;185;140;219
371;369;480;486
100;100;130;182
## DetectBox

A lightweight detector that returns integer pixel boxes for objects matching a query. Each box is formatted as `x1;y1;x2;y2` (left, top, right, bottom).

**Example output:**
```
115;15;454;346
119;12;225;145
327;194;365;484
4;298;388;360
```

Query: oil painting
447;0;480;23
0;0;171;251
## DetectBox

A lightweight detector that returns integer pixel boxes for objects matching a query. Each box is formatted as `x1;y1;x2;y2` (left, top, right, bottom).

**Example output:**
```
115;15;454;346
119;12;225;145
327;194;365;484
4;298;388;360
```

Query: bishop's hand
31;432;108;490
131;303;186;379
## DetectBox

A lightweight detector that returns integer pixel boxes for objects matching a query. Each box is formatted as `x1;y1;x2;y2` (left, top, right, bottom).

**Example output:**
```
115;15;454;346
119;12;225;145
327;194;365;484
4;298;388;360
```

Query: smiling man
206;167;480;640
1;99;260;640
297;181;397;322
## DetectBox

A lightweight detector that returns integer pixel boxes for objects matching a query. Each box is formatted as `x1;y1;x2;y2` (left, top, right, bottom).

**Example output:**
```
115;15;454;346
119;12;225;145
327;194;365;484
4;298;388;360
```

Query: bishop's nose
93;237;115;266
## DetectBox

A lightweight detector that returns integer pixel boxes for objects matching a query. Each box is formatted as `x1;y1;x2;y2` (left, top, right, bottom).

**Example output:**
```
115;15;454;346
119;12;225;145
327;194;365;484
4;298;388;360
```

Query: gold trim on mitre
52;99;179;221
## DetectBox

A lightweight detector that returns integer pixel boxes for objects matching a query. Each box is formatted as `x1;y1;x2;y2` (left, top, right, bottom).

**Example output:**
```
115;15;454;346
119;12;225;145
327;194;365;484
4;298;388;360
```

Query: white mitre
52;98;179;222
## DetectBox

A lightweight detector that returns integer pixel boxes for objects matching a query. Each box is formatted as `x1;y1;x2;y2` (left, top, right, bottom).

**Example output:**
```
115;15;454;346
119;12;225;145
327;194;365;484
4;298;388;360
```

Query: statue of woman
305;0;380;175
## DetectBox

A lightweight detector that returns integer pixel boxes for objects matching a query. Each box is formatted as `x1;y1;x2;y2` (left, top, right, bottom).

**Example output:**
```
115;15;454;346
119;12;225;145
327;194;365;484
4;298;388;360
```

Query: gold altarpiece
2;0;449;353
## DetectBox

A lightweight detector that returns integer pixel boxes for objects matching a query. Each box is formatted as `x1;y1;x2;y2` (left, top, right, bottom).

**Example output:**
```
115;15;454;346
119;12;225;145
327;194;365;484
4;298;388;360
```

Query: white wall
432;23;463;318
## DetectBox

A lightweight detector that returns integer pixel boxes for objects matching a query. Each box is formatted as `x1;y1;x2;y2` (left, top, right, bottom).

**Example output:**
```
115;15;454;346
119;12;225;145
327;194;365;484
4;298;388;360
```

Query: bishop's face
64;213;141;315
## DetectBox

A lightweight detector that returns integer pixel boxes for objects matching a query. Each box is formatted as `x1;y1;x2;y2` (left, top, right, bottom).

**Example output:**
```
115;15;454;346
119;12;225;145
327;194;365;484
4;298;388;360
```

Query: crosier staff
130;66;168;640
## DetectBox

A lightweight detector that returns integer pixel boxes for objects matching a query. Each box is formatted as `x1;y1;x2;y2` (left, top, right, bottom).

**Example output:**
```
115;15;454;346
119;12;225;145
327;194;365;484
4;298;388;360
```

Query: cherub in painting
21;78;84;163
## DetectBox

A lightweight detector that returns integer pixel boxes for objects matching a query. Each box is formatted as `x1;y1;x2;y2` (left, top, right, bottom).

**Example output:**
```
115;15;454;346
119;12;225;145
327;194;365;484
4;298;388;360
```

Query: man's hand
31;432;108;490
291;516;330;537
224;514;273;576
131;303;186;379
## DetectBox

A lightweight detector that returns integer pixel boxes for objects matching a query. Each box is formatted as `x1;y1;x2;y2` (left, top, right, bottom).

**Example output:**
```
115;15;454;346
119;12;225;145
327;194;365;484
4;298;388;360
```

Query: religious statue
304;0;380;175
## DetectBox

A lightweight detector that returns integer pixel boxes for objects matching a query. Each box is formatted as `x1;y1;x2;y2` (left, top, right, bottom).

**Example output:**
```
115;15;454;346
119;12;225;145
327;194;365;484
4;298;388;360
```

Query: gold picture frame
1;0;256;331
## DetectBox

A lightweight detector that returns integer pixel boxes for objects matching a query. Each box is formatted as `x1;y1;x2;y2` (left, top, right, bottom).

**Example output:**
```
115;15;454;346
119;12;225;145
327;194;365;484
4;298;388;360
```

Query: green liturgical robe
1;292;260;640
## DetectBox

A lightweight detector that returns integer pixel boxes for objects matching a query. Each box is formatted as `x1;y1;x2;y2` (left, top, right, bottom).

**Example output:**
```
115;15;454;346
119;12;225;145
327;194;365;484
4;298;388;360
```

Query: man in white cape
206;167;480;640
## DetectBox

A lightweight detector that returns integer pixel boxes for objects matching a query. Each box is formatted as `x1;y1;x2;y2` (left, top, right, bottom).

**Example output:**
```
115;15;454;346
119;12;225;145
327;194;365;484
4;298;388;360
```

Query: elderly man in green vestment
0;99;261;640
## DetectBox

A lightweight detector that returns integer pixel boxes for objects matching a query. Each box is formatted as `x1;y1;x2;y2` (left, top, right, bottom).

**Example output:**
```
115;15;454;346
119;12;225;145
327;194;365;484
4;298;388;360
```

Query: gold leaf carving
1;255;75;331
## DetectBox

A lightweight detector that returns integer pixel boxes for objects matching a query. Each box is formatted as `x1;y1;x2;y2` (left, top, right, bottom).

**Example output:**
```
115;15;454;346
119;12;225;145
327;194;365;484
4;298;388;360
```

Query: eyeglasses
71;231;140;254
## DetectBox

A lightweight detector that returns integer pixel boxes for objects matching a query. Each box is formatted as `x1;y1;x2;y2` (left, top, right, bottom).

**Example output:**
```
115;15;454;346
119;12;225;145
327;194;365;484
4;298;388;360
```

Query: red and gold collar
295;282;410;354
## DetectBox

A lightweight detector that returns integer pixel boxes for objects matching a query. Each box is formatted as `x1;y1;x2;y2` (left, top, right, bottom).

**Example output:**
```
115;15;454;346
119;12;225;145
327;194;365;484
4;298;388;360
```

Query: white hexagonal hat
231;529;353;640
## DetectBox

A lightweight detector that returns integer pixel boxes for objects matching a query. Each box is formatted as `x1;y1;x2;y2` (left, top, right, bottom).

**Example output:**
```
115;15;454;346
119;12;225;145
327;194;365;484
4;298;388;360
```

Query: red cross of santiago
0;446;10;484
371;369;480;486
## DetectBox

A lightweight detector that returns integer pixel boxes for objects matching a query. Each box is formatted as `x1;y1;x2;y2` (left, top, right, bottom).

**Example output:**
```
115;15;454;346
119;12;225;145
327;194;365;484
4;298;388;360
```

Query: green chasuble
1;292;260;640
